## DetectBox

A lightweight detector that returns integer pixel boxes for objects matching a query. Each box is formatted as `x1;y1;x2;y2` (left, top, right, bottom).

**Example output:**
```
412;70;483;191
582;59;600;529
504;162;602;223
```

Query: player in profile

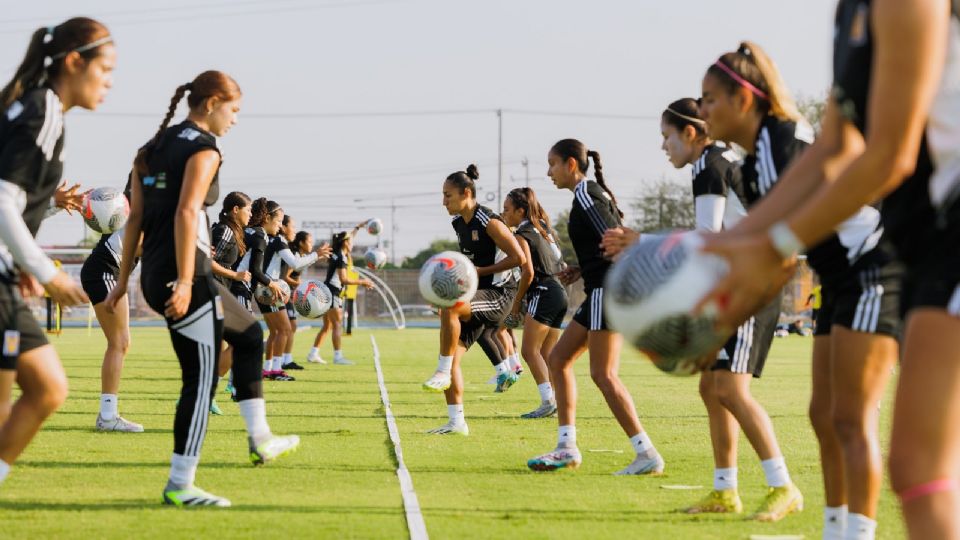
0;17;111;489
702;4;957;535
527;139;665;476
281;229;314;367
421;165;525;434
306;224;371;366
106;71;299;507
500;187;567;418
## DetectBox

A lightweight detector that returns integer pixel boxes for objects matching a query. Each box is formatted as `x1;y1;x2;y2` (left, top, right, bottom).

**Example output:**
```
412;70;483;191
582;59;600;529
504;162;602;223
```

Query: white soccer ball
254;280;290;308
418;251;478;308
291;280;334;319
604;231;730;376
364;247;387;270
366;218;383;235
82;187;129;234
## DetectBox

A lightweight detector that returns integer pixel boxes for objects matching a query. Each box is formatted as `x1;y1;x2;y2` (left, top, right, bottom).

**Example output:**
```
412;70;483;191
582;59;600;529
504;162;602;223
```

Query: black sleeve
578;183;621;236
692;166;728;198
210;224;233;265
771;122;813;175
249;235;271;286
0;93;47;188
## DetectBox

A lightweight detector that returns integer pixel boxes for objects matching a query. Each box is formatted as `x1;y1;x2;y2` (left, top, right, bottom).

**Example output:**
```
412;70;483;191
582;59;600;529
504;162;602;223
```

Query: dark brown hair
549;138;623;218
662;98;707;137
706;41;799;121
506;187;553;240
1;17;111;108
249;197;281;228
133;70;241;176
218;191;250;256
290;231;311;254
445;164;480;198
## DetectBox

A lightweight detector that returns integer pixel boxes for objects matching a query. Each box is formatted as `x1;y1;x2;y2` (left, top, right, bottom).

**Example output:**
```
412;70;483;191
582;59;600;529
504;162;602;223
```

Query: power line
79;108;658;121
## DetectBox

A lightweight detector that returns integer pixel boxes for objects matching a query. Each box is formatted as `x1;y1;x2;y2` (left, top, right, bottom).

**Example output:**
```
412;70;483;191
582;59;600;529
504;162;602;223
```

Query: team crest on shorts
3;330;20;357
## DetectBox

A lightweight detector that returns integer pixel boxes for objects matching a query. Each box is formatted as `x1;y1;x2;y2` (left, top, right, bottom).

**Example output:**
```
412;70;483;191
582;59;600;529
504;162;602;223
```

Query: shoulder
475;205;500;226
762;116;814;147
166;122;220;154
575;180;609;207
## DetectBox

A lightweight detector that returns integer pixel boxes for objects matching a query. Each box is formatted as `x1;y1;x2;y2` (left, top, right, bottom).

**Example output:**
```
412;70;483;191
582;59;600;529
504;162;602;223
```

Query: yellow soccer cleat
752;483;804;522
684;489;743;514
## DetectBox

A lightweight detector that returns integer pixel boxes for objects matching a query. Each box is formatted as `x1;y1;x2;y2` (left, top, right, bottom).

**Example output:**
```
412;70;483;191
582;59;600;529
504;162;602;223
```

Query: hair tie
666;107;706;125
43;26;55;44
713;59;768;100
185;82;193;91
43;56;53;68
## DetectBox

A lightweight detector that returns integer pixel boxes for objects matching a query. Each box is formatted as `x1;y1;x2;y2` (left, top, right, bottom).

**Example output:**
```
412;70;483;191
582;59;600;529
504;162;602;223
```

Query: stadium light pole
497;108;503;210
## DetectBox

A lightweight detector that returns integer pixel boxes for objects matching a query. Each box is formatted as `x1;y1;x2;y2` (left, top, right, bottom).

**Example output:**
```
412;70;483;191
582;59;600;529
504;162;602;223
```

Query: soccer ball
604;231;729;376
291;280;334;318
82;187;129;234
364;248;387;270
254;280;290;308
366;218;383;235
418;251;478;308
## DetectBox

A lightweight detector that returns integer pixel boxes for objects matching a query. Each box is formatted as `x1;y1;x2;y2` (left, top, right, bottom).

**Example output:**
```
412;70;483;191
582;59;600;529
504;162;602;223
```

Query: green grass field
0;327;905;539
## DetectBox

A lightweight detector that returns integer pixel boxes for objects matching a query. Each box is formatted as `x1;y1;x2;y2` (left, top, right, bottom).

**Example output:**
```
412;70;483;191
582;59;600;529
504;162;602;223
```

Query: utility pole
390;198;397;264
497;108;503;210
521;156;529;188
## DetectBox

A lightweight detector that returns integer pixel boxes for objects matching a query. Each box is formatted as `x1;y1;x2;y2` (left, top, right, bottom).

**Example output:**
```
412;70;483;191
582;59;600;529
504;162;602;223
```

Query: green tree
401;238;460;269
798;93;827;134
551;210;578;266
630;177;694;232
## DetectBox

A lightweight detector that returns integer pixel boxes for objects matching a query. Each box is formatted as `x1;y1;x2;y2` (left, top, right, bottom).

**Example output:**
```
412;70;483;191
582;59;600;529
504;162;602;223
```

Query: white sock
238;398;272;445
760;456;791;488
507;354;521;371
0;459;9;485
276;357;286;371
845;513;876;540
334;350;344;360
282;353;292;366
263;359;272;371
824;505;848;540
494;361;509;376
168;453;199;488
309;347;320;357
558;425;576;448
713;467;738;490
629;431;656;455
447;403;464;424
537;382;554;403
436;355;453;374
100;393;118;421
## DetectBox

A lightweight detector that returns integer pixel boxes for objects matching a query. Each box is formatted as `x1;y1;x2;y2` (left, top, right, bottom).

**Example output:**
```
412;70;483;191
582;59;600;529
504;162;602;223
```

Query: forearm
116;219;142;286
174;208;198;283
279;249;318;271
0;181;57;283
477;254;523;277
211;260;236;280
511;269;534;312
249;250;271;285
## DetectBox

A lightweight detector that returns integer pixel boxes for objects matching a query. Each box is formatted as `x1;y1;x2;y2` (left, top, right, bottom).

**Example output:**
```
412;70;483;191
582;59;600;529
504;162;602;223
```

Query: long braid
133;82;190;176
586;150;623;218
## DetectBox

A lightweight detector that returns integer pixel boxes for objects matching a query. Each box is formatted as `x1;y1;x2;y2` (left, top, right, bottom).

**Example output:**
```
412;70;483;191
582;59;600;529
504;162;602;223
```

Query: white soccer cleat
333;357;355;365
163;486;231;508
306;351;326;364
96;414;144;433
422;371;451;392
527;446;582;471
614;451;666;475
426;421;469;436
249;434;301;466
520;400;558;419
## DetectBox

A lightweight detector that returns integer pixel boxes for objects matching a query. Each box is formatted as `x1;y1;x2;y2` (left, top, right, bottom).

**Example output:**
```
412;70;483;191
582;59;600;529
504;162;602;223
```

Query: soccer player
527;140;664;475
106;71;299;507
282;229;314;367
500;187;567;418
307;225;371;366
702;3;958;536
420;165;525;434
0;17;111;489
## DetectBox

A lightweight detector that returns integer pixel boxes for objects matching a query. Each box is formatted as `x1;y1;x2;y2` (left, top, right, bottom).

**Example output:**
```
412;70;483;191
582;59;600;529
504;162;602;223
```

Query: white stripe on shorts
527;292;541;316
590;288;603;331
852;266;882;333
732;317;755;374
948;284;960;317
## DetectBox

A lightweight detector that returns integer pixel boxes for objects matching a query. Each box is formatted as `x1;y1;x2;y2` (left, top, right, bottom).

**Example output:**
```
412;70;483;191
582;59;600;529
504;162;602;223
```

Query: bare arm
509;235;535;315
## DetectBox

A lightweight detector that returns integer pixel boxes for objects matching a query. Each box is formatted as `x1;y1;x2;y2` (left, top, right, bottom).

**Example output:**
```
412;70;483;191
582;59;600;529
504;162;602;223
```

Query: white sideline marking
371;335;429;540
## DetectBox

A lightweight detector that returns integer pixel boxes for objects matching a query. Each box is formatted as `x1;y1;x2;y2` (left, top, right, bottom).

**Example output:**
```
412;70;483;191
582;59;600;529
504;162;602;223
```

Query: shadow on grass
0;500;402;516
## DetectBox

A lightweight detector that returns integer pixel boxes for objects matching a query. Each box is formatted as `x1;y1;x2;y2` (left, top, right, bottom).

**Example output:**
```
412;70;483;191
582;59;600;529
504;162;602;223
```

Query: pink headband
713;60;768;100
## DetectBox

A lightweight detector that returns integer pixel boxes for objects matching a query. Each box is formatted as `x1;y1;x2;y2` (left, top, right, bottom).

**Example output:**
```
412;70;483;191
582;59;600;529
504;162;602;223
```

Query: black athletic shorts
285;301;297;320
572;287;608;331
256;299;281;315
815;251;902;338
80;257;120;306
468;287;511;328
526;279;567;329
712;292;781;378
0;284;48;370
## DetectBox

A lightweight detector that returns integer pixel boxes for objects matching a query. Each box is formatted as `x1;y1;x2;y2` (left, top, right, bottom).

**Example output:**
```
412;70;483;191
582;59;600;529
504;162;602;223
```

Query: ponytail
1;18;111;109
507;187;554;241
218;191;250;256
249;197;281;228
134;83;190;177
707;41;800;121
586;150;624;219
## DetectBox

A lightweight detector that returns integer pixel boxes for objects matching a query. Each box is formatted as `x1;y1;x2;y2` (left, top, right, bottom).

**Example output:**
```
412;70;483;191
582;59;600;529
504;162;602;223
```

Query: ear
734;86;755;114
681;124;699;142
565;157;578;174
61;51;88;75
204;96;220;115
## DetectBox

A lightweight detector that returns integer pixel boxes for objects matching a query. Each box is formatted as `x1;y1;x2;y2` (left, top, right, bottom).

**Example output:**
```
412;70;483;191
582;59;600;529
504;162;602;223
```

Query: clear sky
0;0;838;260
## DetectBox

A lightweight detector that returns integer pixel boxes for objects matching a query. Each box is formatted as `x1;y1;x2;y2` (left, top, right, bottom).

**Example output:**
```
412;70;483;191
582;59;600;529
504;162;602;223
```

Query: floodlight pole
390;198;397;264
497;108;503;211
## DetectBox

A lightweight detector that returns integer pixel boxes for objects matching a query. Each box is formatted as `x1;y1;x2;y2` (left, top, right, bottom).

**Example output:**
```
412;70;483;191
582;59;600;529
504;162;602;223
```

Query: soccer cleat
262;369;275;380
163;486;231;508
333;357;355;366
514;365;524;377
751;483;803;522
494;371;519;393
224;381;236;395
422;372;451;392
208;399;223;416
520;400;557;419
426;421;469;436
249;434;301;466
306;351;326;364
527;446;582;471
95;414;144;433
283;361;305;371
685;489;744;514
272;371;296;381
614;451;666;475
